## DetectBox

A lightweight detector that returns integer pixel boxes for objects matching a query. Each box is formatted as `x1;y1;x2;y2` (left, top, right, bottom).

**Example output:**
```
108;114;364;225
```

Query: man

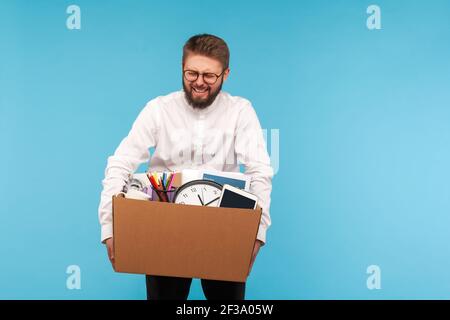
98;34;273;300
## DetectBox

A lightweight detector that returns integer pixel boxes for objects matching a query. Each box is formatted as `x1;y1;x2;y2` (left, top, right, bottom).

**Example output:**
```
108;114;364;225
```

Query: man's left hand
248;240;264;276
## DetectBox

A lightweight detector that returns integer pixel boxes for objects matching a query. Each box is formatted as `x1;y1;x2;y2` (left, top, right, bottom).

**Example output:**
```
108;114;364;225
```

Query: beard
183;79;223;110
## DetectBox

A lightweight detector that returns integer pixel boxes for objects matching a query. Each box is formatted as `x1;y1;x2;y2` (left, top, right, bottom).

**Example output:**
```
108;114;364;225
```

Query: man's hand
248;240;264;275
105;237;115;270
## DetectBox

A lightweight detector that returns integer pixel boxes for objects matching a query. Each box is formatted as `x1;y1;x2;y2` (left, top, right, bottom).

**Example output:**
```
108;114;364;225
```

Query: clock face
174;179;223;207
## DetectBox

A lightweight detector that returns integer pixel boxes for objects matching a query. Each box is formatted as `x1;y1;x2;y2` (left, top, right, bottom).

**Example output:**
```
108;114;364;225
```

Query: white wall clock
173;179;222;207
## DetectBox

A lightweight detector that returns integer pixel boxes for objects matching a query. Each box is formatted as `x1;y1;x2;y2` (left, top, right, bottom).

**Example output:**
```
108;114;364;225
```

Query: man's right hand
105;237;115;270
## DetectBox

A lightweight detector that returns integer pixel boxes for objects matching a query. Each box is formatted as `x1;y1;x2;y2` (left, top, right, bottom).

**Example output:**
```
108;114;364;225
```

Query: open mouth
192;86;209;94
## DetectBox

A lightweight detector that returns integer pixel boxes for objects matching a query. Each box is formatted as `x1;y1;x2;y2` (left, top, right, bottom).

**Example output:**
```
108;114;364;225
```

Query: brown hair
182;34;230;70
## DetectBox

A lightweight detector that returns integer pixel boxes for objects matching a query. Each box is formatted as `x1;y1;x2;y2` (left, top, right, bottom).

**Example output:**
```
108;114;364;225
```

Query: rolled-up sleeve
234;101;274;244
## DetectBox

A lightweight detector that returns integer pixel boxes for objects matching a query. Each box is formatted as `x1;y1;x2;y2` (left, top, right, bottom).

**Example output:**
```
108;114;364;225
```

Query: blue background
1;0;450;299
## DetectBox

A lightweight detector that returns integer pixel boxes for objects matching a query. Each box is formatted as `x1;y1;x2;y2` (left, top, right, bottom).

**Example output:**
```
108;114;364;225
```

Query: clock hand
204;197;220;206
197;194;205;206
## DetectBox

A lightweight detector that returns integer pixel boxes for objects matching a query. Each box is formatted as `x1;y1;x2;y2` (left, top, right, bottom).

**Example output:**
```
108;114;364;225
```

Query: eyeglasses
183;69;225;85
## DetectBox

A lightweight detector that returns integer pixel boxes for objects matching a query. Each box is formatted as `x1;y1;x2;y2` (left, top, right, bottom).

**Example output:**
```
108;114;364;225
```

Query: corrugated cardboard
112;195;262;282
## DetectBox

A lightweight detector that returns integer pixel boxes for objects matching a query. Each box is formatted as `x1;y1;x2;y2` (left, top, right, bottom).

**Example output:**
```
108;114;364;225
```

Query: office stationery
167;173;175;191
147;171;177;202
162;172;167;189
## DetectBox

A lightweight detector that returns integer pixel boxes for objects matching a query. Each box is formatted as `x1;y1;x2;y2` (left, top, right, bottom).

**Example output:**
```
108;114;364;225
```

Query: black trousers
146;275;245;300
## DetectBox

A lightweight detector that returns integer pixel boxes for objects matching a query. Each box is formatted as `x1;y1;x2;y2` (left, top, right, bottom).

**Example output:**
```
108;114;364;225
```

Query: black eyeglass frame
183;69;226;85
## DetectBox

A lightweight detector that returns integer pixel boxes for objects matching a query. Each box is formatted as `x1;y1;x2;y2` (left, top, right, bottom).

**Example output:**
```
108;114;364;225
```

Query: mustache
191;84;209;90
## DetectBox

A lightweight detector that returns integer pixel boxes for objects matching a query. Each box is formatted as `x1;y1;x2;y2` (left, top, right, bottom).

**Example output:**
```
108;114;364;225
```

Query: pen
167;172;175;191
147;173;159;198
165;172;172;190
152;172;159;186
148;175;159;190
162;172;167;189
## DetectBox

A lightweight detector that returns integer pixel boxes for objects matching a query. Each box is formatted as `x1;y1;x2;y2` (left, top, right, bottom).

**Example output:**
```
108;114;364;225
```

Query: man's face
183;54;229;109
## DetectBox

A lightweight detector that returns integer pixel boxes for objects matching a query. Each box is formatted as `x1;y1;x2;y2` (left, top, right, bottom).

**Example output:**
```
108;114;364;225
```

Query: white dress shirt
98;90;273;244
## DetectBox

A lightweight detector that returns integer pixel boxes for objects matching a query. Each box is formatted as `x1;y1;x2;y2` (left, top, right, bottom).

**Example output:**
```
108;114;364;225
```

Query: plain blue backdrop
1;0;450;299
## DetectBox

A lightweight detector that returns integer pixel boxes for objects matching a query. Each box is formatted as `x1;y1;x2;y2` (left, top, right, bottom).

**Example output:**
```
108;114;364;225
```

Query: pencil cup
151;186;177;202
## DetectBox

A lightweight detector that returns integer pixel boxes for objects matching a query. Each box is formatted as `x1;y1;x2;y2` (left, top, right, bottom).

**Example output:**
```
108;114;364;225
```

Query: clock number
174;180;222;206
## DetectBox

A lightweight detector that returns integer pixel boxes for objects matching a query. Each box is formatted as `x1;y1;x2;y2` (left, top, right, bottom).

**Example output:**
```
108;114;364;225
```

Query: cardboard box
112;195;262;282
